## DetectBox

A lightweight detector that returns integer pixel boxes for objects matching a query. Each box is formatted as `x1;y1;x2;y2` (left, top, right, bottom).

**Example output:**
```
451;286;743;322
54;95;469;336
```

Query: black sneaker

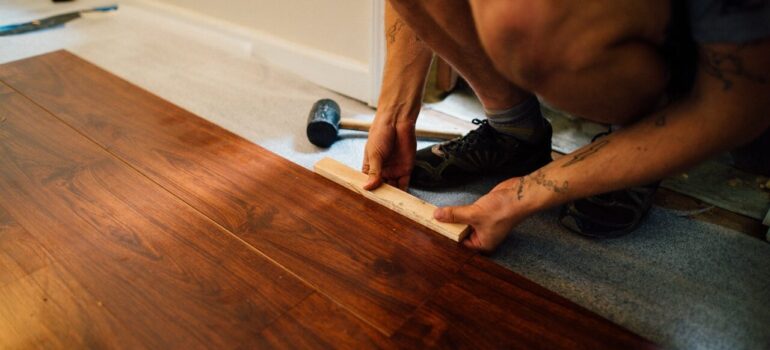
411;118;553;188
558;131;660;238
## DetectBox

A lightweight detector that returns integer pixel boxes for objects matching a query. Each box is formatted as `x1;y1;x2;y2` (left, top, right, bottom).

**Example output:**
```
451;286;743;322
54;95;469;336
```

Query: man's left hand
433;177;533;253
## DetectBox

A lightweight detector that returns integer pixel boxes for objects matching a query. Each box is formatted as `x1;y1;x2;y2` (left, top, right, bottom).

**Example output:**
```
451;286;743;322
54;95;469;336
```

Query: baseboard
128;0;374;104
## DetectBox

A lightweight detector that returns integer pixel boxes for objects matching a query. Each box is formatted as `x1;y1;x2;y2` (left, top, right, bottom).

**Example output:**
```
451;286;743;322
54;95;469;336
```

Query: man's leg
389;0;554;188
470;0;672;124
388;0;530;111
462;0;675;238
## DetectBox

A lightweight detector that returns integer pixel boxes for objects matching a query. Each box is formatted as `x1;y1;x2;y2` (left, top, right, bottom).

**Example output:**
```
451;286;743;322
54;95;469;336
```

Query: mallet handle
339;118;462;140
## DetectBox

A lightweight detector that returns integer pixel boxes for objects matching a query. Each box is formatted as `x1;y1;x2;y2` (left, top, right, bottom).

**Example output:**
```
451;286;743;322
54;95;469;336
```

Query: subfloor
1;1;769;349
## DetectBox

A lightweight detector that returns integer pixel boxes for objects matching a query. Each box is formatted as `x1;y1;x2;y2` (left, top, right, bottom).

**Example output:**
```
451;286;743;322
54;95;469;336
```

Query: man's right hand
362;116;416;191
363;2;432;191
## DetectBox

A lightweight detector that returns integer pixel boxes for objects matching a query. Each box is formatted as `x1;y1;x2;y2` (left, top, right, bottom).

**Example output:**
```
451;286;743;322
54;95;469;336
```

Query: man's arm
435;39;770;252
362;2;433;190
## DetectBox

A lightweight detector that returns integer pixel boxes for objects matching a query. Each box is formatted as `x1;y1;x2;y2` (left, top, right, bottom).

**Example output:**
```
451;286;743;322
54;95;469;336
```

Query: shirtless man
362;0;770;252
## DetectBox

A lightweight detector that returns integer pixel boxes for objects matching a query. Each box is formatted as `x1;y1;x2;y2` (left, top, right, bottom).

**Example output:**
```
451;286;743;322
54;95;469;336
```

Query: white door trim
368;0;386;107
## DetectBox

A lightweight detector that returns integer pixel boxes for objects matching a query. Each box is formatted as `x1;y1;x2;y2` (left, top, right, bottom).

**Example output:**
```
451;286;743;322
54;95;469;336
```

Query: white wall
154;0;371;64
143;0;382;104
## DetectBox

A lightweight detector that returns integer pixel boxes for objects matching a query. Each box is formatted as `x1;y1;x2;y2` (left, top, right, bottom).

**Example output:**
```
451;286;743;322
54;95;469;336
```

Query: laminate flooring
0;51;655;348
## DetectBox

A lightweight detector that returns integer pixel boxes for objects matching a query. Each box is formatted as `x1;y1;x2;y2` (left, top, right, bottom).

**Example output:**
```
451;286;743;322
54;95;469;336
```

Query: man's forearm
376;2;433;124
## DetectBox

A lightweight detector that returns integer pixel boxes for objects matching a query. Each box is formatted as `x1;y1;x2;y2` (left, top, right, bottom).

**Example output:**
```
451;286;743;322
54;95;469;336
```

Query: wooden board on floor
0;50;656;348
313;157;470;242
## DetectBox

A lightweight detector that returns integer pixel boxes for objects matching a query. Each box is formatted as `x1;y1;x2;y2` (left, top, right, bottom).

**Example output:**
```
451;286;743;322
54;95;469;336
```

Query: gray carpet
2;2;769;349
494;207;770;350
410;179;770;350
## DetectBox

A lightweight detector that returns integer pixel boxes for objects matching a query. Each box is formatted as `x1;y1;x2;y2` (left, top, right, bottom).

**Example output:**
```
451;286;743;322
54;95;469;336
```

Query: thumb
433;204;478;224
363;153;383;191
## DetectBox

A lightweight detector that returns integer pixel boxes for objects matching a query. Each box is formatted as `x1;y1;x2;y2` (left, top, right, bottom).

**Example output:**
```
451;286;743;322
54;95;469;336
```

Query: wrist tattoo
703;46;767;90
561;139;610;168
386;19;405;44
531;171;569;194
516;177;526;200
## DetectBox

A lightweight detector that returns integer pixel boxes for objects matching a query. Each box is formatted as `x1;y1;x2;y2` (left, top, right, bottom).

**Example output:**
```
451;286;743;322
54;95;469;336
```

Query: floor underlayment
1;2;769;349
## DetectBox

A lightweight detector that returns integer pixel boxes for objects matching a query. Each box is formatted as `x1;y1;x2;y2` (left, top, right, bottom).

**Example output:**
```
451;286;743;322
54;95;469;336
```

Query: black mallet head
306;99;341;148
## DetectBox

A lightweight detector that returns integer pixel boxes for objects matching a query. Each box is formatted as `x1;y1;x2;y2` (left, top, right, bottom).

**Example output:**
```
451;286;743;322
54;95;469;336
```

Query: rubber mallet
306;99;464;148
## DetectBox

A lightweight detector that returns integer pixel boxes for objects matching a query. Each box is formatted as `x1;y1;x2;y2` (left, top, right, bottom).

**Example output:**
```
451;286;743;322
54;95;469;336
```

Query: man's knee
472;0;652;91
472;0;571;89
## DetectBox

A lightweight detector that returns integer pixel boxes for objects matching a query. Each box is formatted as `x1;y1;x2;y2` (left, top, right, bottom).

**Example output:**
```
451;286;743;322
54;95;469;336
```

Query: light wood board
314;157;470;242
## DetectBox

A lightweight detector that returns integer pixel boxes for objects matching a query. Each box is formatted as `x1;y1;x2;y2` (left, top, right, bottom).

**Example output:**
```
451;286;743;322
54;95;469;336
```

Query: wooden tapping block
313;157;471;242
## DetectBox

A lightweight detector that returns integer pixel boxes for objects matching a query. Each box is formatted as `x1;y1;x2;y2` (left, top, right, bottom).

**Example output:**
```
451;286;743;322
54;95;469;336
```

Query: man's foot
559;182;660;239
410;118;553;188
558;131;659;238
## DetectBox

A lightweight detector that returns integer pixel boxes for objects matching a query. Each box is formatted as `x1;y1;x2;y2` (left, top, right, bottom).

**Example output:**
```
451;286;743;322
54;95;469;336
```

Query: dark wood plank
255;293;396;349
0;205;49;289
0;205;145;349
654;187;767;240
0;50;474;334
392;256;656;349
0;84;311;347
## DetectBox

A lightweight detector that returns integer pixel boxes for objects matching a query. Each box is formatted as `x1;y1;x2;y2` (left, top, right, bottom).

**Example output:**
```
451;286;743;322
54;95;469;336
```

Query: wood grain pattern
0;205;145;349
256;293;396;350
0;50;473;334
0;206;49;289
0;51;657;348
0;84;311;347
314;157;470;241
392;256;656;349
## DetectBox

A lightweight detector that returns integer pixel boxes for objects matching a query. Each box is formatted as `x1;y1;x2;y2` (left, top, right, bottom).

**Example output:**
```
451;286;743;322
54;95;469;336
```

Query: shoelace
442;118;495;153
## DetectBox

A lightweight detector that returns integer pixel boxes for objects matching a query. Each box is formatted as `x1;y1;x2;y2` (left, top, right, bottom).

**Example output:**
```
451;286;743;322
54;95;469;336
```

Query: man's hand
363;2;432;191
433;177;535;252
362;118;416;191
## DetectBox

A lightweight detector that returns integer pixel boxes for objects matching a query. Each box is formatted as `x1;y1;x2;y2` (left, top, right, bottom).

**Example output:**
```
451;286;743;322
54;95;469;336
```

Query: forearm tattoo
561;139;610;168
532;171;569;194
514;170;569;201
703;46;767;90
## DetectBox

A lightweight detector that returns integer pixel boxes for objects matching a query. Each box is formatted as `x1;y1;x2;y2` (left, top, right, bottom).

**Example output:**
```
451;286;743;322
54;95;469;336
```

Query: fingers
363;153;383;191
462;232;494;254
396;176;410;191
433;204;478;225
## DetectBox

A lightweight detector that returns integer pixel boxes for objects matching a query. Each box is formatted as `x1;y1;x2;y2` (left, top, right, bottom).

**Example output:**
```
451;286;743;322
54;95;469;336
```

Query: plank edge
313;157;470;242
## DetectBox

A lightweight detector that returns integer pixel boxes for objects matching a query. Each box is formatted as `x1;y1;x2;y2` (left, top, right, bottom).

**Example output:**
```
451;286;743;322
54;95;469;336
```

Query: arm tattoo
516;177;526;200
531;171;569;194
561;139;610;168
703;46;767;90
386;19;405;45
